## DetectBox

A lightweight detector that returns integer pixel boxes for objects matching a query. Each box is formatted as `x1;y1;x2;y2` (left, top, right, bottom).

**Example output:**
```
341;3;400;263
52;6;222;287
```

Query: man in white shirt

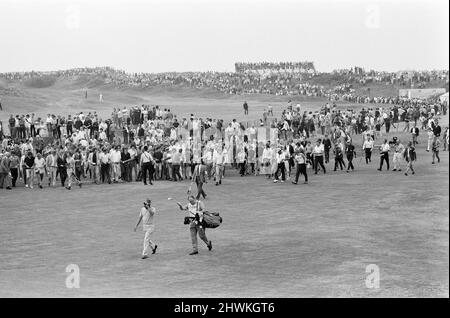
99;149;111;184
109;146;122;182
273;149;286;183
34;152;46;189
45;149;58;187
377;139;391;171
312;139;326;174
134;199;158;259
213;146;225;186
392;138;405;171
140;146;154;185
362;135;374;164
98;129;107;142
427;116;435;152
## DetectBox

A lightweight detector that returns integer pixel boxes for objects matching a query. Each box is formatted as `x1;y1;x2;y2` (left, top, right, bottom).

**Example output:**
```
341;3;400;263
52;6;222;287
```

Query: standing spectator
140;146;154;185
9;152;20;188
0;152;12;190
243;101;249;115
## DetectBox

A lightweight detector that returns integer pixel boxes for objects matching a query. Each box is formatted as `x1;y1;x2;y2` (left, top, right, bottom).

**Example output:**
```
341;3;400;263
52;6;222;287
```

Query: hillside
0;72;448;125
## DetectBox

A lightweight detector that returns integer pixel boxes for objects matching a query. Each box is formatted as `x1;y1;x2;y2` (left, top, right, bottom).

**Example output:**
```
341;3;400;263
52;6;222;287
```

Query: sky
0;0;448;73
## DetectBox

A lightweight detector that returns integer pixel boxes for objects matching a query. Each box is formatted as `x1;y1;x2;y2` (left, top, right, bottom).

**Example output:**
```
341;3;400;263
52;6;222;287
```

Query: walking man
46;150;58;187
177;196;212;255
392;138;405;171
292;148;308;184
213;146;225;186
404;142;416;176
140;146;154;185
362;135;374;164
0;152;12;190
377;139;391;171
134;198;158;259
191;160;207;199
65;152;82;190
432;139;441;164
333;142;346;171
312;139;326;174
410;123;419;147
345;141;356;172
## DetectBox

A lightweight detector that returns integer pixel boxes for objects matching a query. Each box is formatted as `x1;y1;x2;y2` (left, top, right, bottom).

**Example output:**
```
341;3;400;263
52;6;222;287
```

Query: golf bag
201;211;222;229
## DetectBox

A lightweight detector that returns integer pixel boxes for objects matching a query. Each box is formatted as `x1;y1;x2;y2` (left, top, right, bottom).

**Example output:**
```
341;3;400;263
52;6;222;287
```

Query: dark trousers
325;149;330;163
195;179;206;199
239;162;246;176
18;126;25;139
347;155;354;170
365;148;372;163
379;152;389;170
101;163;111;183
141;162;154;184
58;168;67;186
10;168;18;187
295;163;308;182
75;167;82;180
275;162;285;181
172;164;182;181
314;156;326;174
334;157;346;170
121;163;129;181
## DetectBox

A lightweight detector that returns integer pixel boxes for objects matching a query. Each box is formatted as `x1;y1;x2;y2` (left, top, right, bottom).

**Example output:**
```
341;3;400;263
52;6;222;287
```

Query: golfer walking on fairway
177;196;212;255
134;198;158;259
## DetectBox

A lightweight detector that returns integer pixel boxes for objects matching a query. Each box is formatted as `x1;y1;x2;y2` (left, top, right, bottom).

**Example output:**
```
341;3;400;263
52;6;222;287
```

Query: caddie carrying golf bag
202;211;223;229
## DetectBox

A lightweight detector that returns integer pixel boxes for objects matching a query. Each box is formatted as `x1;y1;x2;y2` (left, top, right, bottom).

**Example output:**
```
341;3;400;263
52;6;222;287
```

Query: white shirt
262;148;273;160
295;153;306;164
380;143;390;153
276;152;285;164
140;206;155;231
110;150;121;163
213;151;224;165
99;152;110;164
141;151;153;164
363;140;374;149
312;144;324;155
34;157;46;173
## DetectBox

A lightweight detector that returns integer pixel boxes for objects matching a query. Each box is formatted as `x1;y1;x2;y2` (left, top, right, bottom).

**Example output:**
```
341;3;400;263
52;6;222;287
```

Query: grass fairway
0;131;448;297
0;83;448;297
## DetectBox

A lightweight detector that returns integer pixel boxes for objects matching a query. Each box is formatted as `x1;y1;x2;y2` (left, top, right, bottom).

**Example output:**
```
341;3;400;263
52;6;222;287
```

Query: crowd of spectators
1;65;448;100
